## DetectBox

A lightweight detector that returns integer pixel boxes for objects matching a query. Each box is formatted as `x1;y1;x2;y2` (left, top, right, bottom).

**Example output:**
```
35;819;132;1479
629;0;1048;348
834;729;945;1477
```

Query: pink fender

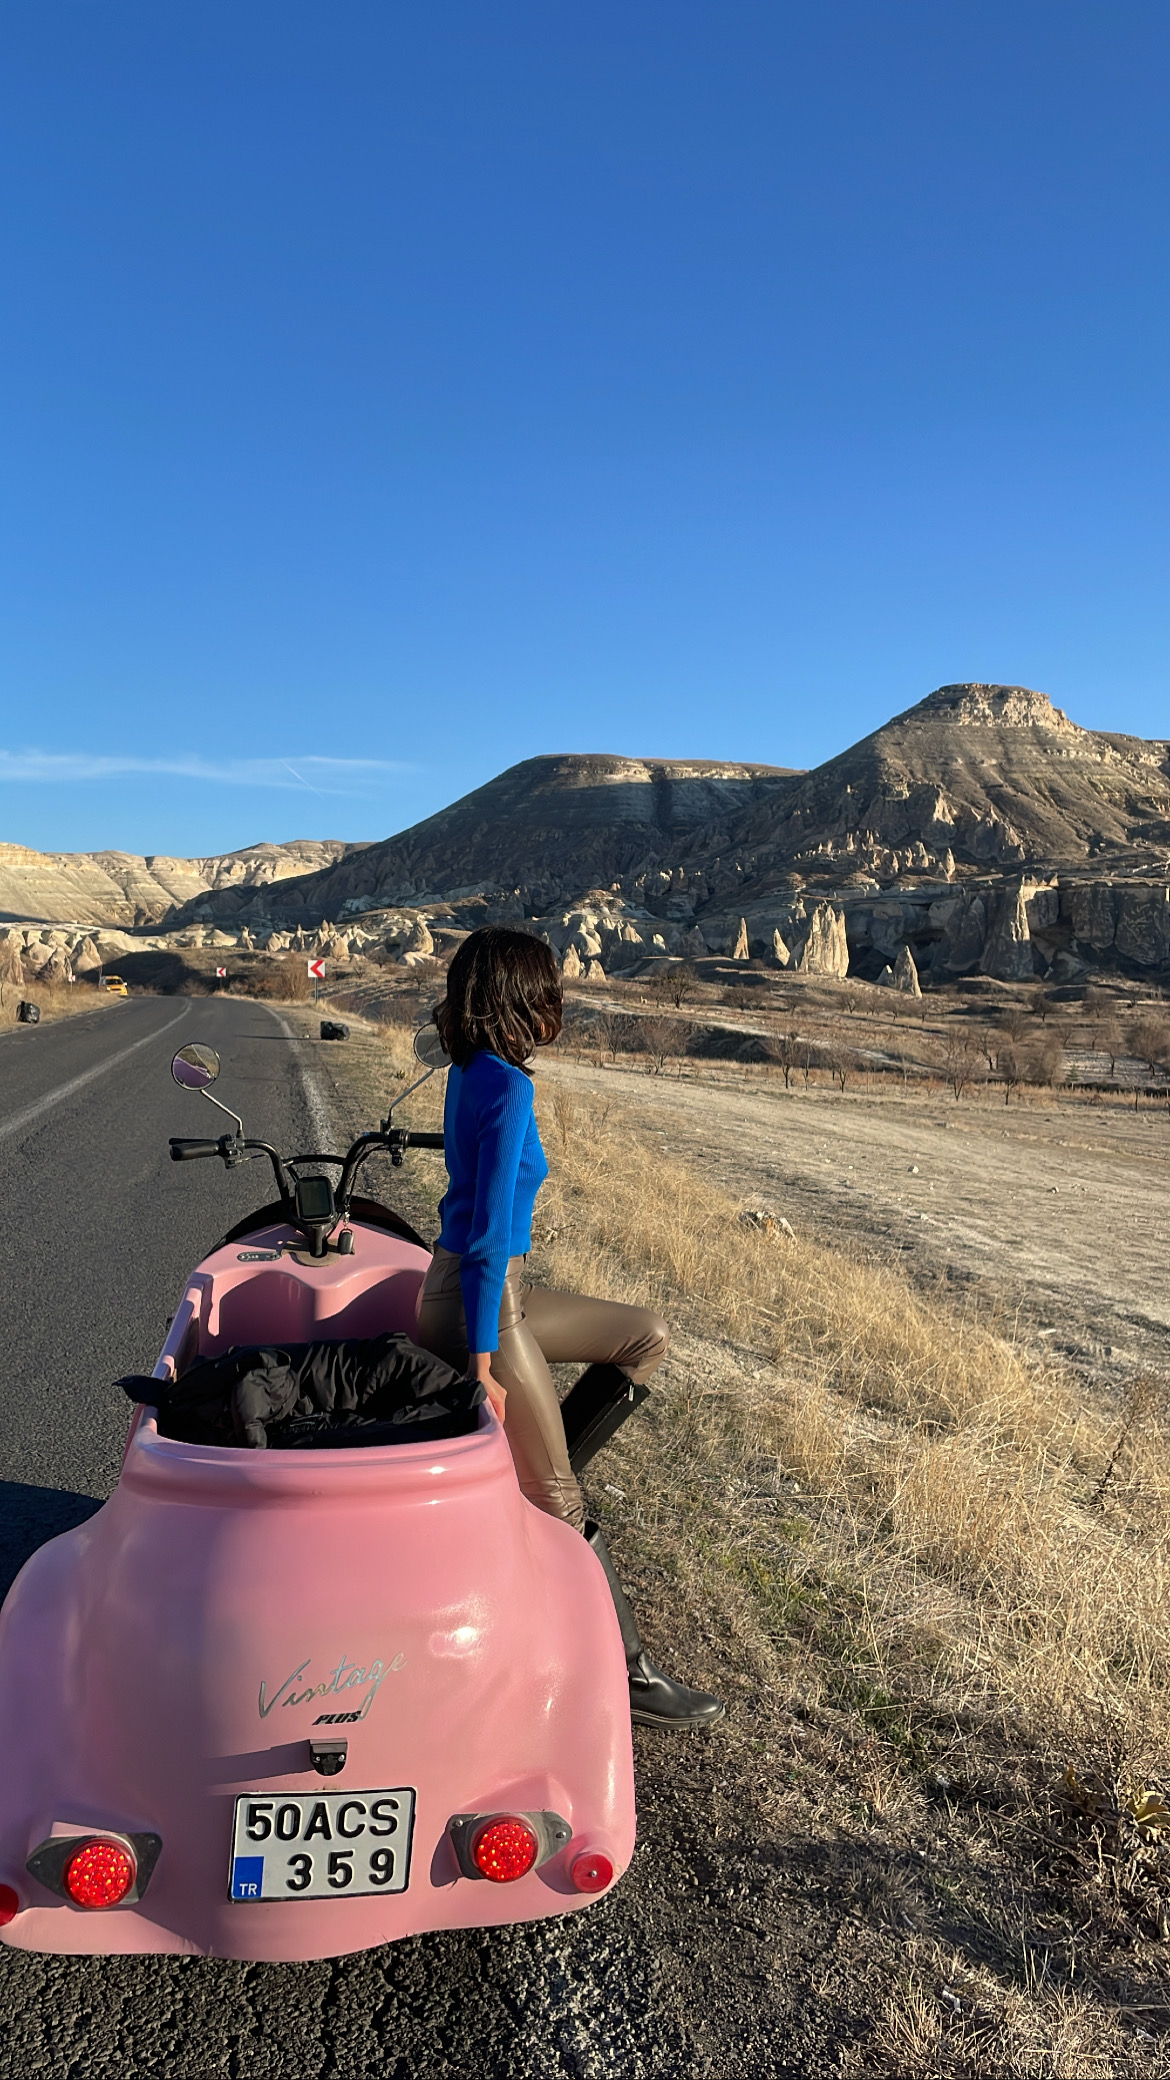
0;1221;635;1959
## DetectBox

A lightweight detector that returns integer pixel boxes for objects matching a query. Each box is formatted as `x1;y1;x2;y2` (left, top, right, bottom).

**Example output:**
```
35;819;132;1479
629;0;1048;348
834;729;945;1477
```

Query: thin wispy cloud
0;751;413;796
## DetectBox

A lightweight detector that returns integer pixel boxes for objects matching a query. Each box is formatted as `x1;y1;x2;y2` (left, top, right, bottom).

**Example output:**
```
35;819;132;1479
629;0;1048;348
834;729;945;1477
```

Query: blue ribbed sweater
436;1050;549;1353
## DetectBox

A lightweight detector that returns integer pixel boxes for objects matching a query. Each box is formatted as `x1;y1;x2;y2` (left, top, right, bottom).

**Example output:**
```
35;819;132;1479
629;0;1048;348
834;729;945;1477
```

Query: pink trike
0;1035;634;1961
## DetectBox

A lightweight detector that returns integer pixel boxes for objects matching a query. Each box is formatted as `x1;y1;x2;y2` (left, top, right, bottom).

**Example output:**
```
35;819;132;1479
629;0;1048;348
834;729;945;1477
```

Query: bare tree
664;962;699;1010
1001;1004;1030;1045
977;1028;999;1075
942;1028;982;1100
588;1007;636;1061
998;1043;1026;1106
1094;1019;1123;1078
824;1043;858;1092
1127;1014;1170;1079
1029;987;1054;1024
638;1015;693;1075
763;1028;802;1090
1025;1036;1066;1090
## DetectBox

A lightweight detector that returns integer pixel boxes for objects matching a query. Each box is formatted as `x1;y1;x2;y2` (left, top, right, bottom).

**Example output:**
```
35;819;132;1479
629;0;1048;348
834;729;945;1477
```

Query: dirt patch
542;1055;1170;1390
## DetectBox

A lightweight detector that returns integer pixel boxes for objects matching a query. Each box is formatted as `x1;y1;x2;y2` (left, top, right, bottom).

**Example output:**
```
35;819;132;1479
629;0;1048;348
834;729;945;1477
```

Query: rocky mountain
9;687;1170;983
666;683;1170;982
166;755;798;927
0;837;365;928
694;683;1170;890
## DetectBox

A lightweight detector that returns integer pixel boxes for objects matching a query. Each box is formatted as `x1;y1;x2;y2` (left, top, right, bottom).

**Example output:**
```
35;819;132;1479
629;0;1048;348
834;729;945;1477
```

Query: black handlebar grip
403;1132;445;1149
169;1138;222;1161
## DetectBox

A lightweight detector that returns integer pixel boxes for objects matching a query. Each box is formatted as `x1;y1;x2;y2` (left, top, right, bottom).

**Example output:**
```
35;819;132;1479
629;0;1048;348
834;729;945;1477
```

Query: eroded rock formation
792;903;849;978
7;682;1170;985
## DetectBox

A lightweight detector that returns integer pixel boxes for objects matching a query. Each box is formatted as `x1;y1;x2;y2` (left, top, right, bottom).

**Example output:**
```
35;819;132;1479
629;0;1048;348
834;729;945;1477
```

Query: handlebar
170;1120;445;1250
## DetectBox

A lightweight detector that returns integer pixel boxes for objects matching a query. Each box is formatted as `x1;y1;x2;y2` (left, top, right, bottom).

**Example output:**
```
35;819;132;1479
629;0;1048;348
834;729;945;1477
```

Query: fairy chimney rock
893;944;922;997
793;902;849;979
980;884;1037;983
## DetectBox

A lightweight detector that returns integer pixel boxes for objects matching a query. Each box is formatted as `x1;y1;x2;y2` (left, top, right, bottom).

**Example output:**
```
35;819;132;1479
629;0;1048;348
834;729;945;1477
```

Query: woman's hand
470;1351;506;1425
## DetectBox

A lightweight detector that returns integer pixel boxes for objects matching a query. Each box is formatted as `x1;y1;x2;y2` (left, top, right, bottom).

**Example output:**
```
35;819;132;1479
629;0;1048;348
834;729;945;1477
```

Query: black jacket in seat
118;1333;482;1450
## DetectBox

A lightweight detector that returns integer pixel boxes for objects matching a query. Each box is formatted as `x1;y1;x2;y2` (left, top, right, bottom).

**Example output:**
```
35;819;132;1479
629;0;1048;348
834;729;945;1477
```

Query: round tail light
471;1818;539;1883
570;1849;614;1893
63;1839;135;1909
0;1883;20;1926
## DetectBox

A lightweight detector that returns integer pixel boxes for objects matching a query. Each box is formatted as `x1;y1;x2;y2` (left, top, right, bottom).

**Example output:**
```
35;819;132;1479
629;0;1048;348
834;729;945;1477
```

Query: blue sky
2;2;1167;856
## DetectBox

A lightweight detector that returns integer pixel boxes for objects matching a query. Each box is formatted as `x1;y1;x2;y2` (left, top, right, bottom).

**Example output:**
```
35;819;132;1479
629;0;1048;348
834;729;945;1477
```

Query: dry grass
862;1952;1129;2079
368;1013;1170;1770
527;1069;1170;1775
0;977;111;1030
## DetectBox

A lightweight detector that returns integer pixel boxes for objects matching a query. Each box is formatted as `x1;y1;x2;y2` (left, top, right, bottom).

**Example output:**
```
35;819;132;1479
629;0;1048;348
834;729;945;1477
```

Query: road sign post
308;956;325;1005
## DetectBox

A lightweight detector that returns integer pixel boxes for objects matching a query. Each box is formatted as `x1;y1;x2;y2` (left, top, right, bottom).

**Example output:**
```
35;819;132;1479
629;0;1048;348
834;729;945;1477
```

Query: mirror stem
198;1089;246;1138
380;1063;436;1131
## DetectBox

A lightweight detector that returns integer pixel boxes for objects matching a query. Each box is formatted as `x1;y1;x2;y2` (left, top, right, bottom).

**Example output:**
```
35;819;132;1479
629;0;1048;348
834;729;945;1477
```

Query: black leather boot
560;1363;649;1475
585;1522;725;1730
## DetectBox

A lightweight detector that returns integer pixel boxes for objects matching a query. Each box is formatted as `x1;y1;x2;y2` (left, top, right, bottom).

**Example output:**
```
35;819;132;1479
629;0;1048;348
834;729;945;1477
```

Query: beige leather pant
417;1245;669;1531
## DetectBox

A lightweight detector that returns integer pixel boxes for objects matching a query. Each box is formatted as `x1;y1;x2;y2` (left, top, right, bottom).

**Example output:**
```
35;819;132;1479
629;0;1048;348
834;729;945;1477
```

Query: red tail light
570;1849;614;1893
63;1840;136;1909
0;1884;20;1925
471;1818;539;1883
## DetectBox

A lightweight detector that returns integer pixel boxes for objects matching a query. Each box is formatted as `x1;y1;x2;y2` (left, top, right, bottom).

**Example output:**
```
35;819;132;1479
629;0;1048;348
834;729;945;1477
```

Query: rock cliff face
0;838;362;927
173;754;796;928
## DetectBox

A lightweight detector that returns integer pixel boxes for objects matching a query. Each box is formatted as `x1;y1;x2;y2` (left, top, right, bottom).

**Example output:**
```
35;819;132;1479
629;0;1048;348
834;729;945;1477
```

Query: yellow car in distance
100;975;128;997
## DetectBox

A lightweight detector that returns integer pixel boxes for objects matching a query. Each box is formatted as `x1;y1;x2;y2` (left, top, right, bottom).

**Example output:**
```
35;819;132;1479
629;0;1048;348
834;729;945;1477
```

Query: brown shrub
248;960;312;1002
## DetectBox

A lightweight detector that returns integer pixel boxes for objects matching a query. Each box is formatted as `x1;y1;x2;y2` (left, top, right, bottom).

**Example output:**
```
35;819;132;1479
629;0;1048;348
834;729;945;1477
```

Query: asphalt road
0;997;324;1514
0;1000;789;2080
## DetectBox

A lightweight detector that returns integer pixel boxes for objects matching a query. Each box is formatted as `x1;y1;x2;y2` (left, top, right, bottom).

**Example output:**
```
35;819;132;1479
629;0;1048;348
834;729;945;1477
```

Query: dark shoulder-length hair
434;925;563;1071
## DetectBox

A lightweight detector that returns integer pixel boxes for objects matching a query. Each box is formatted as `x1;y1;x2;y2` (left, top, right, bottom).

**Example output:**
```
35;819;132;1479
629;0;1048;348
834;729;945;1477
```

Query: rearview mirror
172;1044;221;1090
412;1024;448;1071
381;1022;449;1129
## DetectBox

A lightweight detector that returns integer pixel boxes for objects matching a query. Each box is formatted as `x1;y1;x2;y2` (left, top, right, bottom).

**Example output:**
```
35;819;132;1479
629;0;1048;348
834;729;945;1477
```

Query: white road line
263;1006;340;1151
0;1005;192;1143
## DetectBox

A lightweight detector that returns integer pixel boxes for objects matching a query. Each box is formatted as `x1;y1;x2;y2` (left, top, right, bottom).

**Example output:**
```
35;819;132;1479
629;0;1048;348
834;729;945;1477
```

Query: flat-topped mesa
905;684;1083;734
0;837;362;929
166;753;803;928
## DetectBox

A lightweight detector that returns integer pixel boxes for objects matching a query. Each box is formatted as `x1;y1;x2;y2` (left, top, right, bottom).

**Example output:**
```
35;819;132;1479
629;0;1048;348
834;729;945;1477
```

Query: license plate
229;1788;415;1901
